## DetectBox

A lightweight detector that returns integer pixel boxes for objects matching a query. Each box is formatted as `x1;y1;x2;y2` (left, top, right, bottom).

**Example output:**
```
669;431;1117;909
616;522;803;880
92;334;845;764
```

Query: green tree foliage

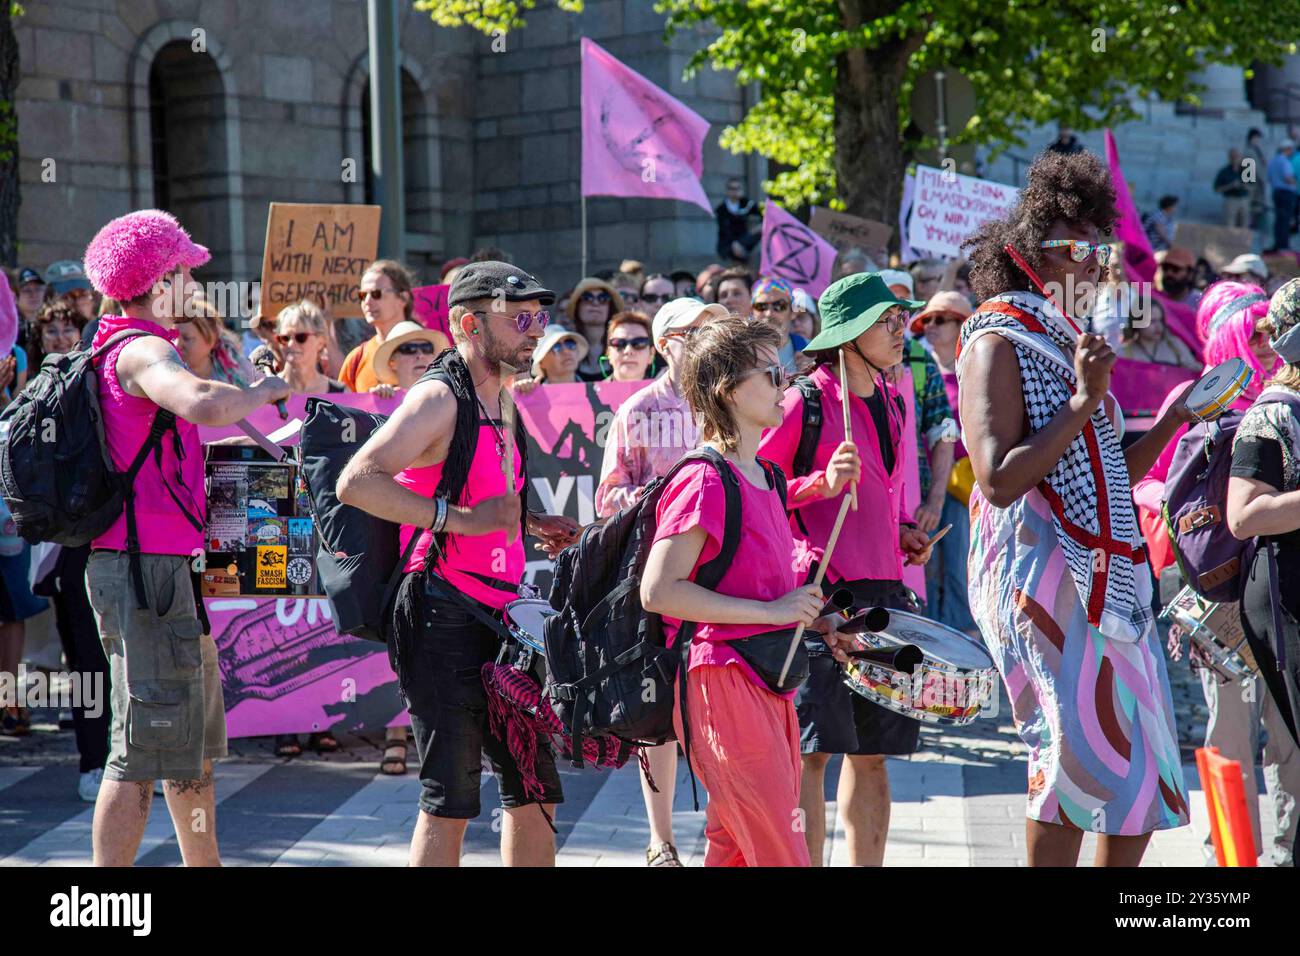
418;0;1300;217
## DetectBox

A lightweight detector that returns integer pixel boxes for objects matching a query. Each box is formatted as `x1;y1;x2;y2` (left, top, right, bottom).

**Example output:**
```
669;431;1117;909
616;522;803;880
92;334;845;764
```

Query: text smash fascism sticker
255;546;288;589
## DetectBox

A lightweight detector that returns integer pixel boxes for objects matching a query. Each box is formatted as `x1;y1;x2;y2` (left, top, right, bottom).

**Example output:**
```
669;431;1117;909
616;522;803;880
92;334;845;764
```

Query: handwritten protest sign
907;165;1019;259
260;203;381;320
809;207;893;258
412;284;451;339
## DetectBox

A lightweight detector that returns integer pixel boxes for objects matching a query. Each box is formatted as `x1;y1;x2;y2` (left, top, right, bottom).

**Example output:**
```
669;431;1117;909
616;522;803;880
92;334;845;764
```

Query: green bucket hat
802;272;925;352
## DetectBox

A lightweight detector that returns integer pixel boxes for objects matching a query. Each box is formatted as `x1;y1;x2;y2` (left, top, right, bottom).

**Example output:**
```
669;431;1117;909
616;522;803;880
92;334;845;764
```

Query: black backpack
543;447;786;768
299;350;526;643
790;375;823;479
0;330;195;606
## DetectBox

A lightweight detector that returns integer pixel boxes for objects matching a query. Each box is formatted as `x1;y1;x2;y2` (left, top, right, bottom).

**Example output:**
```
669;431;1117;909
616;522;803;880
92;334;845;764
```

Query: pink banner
412;284;450;339
580;37;712;213
1109;356;1196;417
760;202;838;297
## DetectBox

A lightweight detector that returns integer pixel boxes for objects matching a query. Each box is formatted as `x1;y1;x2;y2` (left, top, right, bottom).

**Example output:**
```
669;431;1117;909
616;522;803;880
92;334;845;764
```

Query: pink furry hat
83;209;210;302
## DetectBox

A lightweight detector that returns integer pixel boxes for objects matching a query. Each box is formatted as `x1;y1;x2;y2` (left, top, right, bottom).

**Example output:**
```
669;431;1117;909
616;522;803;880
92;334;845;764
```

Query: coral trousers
674;664;810;867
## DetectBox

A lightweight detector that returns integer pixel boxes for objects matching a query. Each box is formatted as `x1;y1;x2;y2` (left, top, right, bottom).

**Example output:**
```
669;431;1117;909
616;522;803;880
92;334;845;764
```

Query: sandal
308;731;339;753
274;734;302;758
380;740;408;775
646;842;682;867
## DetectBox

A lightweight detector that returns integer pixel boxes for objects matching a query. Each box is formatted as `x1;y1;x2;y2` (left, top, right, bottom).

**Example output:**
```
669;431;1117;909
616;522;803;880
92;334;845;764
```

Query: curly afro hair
962;150;1117;304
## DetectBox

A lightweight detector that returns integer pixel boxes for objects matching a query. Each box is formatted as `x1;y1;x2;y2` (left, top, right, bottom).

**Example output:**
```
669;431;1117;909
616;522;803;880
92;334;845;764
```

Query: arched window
148;42;232;279
359;69;433;235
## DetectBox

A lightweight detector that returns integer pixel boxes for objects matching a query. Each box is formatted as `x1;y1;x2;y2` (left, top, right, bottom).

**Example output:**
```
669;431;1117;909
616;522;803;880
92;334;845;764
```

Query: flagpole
581;194;589;278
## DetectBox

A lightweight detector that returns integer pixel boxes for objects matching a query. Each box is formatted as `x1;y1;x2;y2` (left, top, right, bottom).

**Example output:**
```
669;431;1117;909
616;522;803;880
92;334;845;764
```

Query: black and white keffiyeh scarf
957;291;1152;643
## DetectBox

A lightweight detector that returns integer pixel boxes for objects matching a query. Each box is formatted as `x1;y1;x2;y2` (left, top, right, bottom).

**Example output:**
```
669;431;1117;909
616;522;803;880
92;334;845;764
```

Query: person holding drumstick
595;296;727;868
640;315;850;867
758;272;935;867
959;150;1194;866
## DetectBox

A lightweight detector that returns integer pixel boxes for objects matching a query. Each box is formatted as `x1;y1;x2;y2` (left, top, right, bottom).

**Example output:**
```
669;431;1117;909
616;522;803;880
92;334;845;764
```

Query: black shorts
796;578;921;757
392;573;563;818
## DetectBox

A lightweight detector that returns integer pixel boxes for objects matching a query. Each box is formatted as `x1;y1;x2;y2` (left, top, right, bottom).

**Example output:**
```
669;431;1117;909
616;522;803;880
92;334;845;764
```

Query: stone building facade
15;1;1300;296
13;0;754;296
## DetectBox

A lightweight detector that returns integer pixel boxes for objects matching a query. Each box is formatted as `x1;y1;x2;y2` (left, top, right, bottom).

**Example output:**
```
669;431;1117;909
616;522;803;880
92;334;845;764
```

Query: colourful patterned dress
962;291;1189;835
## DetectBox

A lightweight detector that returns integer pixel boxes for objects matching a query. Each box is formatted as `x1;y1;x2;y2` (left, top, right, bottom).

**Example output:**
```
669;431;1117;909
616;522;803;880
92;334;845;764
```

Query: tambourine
1186;358;1253;423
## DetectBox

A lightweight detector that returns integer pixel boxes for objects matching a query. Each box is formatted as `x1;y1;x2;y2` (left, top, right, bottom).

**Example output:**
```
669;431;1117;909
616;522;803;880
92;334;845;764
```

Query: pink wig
83;209;210;303
1196;280;1276;399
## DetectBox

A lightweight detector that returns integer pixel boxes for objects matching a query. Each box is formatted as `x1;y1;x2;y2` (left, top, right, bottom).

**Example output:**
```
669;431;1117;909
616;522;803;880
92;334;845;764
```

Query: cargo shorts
87;551;227;783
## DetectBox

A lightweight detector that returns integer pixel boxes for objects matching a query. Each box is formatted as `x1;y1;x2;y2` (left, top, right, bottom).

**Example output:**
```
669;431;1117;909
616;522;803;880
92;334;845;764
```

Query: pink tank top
90;315;206;556
396;418;525;610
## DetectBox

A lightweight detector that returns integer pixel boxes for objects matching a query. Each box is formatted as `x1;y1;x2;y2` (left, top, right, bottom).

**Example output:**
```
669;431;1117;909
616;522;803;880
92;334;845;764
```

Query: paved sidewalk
1;685;1283;866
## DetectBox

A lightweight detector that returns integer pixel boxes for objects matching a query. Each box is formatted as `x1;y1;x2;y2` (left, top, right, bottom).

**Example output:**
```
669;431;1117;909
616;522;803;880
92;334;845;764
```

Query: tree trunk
834;0;920;241
0;3;19;268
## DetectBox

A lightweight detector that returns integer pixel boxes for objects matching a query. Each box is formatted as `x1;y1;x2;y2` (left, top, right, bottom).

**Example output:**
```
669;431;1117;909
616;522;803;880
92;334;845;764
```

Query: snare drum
1160;586;1258;681
840;610;997;725
501;598;554;683
1186;358;1253;423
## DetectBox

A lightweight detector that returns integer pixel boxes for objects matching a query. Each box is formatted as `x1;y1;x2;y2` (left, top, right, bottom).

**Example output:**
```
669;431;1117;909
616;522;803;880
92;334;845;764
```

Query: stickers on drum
1186;358;1253;423
1160;586;1258;681
841;610;997;725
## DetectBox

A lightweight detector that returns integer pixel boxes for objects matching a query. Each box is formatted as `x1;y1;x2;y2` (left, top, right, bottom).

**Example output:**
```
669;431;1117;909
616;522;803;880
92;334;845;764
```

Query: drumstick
929;523;953;546
776;491;855;689
839;349;858;511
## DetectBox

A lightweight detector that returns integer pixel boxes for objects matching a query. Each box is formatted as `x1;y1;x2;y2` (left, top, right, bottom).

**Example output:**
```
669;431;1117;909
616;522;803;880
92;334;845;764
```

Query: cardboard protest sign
412;284;451;339
1173;221;1255;272
907;165;1019;259
809;207;893;258
260;203;381;320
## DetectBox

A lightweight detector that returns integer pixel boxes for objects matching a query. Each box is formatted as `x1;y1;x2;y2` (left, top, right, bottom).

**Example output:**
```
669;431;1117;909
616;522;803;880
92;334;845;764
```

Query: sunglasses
743;363;788;391
472;309;551;333
923;311;964;328
1040;239;1112;266
579;290;610;305
276;331;314;345
360;288;401;301
608;336;650;352
619;291;641;304
550;338;580;355
640;292;671;305
394;341;436;356
751;299;791;314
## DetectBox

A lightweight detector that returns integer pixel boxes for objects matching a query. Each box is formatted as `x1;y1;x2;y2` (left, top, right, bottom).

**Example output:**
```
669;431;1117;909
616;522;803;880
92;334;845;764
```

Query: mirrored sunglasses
608;336;651;351
1040;239;1112;266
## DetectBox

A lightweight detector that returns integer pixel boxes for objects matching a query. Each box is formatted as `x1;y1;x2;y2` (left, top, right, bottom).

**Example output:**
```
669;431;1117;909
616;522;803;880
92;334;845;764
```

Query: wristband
430;496;448;533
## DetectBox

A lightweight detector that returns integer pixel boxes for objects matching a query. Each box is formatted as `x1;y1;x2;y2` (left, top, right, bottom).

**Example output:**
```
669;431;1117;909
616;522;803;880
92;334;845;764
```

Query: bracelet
429;496;448;533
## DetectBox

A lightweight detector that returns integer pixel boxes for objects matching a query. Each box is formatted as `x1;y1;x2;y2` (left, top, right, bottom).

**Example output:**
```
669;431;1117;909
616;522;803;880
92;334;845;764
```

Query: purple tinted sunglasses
473;309;551;333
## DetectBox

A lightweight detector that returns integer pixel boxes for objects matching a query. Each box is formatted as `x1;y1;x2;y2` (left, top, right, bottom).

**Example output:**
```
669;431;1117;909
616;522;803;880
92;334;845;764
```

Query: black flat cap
447;260;555;307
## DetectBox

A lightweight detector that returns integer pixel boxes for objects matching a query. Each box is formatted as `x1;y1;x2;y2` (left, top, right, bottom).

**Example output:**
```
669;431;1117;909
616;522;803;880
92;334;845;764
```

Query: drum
1186;358;1253;423
840;610;997;725
1160;586;1258;681
501;598;554;683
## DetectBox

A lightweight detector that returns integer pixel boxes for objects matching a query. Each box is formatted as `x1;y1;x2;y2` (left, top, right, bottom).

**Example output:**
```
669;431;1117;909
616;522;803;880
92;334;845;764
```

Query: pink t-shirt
396;421;525;610
91;315;206;556
653;458;801;699
758;363;911;583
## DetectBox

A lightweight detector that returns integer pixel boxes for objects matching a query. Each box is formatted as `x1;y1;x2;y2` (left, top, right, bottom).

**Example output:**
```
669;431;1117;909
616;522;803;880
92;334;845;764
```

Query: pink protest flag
581;38;712;213
1105;128;1157;285
411;284;450;339
760;201;837;297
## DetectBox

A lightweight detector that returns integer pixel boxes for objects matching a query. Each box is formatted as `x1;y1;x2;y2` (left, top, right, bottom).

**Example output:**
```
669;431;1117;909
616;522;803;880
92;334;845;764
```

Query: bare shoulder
115;334;190;396
393;376;456;427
